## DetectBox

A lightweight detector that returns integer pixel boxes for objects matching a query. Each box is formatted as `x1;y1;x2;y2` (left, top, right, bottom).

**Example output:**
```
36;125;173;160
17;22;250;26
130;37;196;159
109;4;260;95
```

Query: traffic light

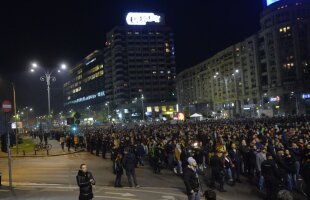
71;124;78;134
74;112;81;125
66;118;74;125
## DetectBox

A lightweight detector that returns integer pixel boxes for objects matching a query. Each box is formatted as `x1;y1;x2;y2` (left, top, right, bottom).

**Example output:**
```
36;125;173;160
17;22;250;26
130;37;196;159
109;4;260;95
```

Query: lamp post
23;107;33;129
214;70;240;118
141;94;145;121
105;102;110;121
30;62;67;124
232;69;240;115
214;73;229;116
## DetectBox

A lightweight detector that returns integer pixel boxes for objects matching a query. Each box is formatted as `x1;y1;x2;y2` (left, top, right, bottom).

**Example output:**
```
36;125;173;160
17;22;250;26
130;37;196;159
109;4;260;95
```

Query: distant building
63;50;105;112
177;0;310;117
104;12;177;120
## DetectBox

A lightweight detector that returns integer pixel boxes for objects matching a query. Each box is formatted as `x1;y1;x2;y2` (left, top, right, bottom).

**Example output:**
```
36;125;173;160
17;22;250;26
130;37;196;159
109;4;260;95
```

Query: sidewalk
0;137;83;158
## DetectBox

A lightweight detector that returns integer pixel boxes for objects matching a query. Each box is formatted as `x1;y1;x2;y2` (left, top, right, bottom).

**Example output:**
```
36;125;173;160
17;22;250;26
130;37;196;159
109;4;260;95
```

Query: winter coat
123;153;136;171
114;159;124;175
183;167;200;195
76;170;95;200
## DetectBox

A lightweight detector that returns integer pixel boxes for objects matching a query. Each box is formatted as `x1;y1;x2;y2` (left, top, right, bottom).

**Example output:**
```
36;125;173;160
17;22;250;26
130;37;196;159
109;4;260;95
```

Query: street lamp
232;69;240;115
105;102;110;121
29;62;68;117
141;94;145;121
22;107;33;129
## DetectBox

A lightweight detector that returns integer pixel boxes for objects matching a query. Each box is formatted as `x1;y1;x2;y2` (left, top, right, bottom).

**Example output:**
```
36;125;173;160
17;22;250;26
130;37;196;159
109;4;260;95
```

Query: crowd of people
61;116;309;200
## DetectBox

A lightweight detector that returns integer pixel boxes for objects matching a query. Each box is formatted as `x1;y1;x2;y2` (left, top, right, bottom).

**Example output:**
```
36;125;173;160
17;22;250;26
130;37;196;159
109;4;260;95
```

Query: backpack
204;189;216;200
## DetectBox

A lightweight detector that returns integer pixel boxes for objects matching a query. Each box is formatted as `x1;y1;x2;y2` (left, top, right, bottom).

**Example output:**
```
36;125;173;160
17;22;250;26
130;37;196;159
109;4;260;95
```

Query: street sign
2;100;12;113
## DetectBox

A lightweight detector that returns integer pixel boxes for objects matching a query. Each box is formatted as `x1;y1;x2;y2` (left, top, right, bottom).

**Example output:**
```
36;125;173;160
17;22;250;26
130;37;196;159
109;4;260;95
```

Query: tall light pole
30;62;67;121
141;94;145;121
214;72;229;115
105;102;110;121
232;69;240;115
23;107;33;129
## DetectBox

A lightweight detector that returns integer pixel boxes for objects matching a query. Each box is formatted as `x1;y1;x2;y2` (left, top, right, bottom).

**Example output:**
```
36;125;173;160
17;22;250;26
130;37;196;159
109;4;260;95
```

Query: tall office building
177;0;310;117
258;0;310;114
104;12;177;120
63;50;105;111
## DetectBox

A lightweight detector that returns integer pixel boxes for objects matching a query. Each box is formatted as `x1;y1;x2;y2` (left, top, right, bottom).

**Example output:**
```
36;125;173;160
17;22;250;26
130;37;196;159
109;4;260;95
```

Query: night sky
0;0;263;115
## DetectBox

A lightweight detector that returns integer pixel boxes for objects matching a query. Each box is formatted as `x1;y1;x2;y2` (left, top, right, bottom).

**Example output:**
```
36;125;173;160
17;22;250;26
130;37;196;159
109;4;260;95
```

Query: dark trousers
61;143;65;151
232;164;241;181
126;169;138;187
102;147;106;159
114;174;122;187
210;170;224;189
136;156;144;166
265;179;278;200
96;147;100;156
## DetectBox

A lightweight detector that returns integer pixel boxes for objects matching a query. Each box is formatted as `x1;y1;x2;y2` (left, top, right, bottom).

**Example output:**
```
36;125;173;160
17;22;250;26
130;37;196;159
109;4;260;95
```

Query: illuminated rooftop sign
303;94;310;99
126;12;161;25
65;91;105;106
266;0;281;6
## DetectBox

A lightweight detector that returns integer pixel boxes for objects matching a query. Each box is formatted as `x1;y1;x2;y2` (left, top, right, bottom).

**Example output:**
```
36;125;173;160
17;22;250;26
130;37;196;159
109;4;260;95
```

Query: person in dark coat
229;143;242;183
209;151;226;192
184;157;201;200
114;153;124;187
301;150;310;199
261;153;280;200
123;148;140;187
76;164;95;200
102;136;108;159
136;143;145;166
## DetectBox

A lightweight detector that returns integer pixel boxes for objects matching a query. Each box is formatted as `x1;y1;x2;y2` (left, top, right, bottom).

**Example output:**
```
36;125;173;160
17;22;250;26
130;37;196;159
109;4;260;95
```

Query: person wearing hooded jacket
76;164;95;200
184;157;201;200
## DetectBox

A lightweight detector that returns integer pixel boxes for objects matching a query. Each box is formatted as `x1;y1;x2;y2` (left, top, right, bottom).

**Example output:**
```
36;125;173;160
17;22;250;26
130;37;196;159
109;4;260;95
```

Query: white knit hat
187;157;196;166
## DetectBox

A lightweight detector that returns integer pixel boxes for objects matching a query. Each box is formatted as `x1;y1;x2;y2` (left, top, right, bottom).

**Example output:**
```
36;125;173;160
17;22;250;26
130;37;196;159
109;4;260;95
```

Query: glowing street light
61;64;67;70
29;62;68;117
32;63;38;68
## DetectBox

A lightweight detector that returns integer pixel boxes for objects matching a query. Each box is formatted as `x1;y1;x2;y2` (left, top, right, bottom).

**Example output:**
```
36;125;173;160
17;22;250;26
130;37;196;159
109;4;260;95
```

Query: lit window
165;43;169;47
160;71;164;74
167;71;171;74
162;106;167;112
166;48;170;53
153;71;157;74
154;106;160;112
279;26;291;33
146;107;152;112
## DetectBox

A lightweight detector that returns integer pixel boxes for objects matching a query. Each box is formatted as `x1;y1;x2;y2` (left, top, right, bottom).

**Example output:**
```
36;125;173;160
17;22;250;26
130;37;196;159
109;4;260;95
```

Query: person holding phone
76;164;95;200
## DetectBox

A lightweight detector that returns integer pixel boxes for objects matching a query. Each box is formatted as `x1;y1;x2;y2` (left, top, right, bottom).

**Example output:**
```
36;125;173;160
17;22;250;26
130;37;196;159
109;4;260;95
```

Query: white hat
187;157;196;166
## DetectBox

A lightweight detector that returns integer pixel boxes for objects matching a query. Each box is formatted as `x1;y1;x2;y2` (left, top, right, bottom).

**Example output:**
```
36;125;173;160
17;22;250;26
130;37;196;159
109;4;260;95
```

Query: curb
0;150;86;158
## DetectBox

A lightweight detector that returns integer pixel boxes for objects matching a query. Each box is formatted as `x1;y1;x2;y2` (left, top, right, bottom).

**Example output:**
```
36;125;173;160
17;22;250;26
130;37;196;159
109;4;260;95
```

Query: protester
76;164;95;200
77;116;310;198
123;148;140;188
114;153;124;187
261;153;280;200
184;157;201;200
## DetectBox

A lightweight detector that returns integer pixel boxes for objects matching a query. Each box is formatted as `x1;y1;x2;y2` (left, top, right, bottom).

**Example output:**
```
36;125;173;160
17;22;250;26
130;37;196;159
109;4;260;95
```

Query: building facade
104;13;177;120
63;50;105;112
177;0;310;117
